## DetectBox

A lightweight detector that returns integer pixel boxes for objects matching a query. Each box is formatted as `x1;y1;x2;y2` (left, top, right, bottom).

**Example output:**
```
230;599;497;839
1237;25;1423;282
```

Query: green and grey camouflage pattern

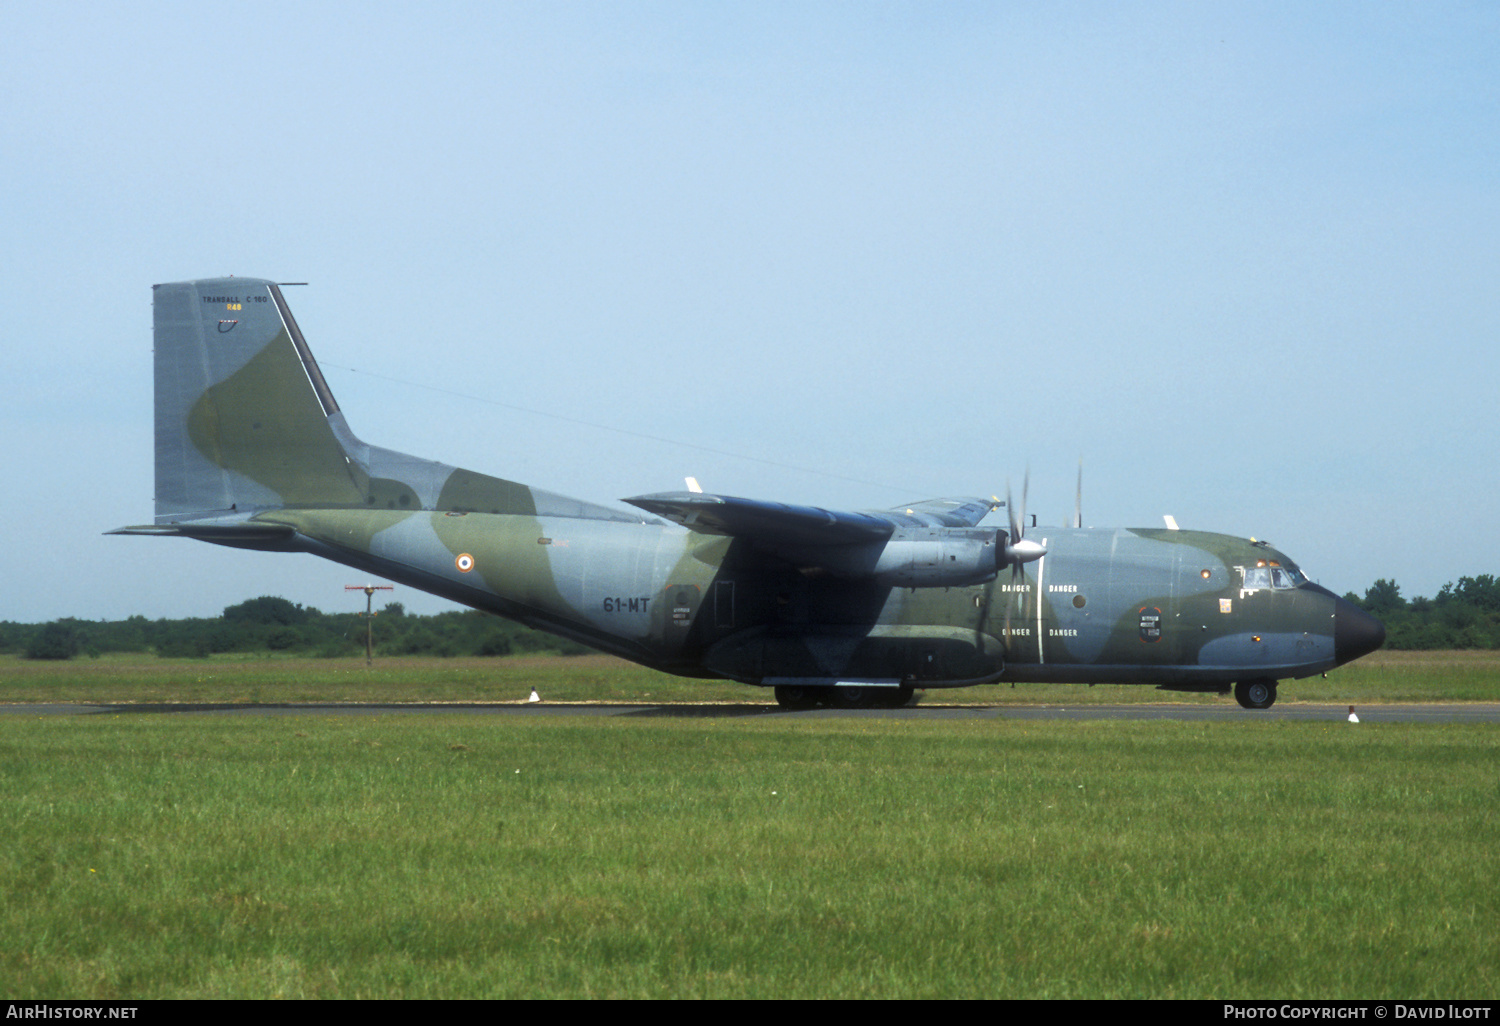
112;278;1385;709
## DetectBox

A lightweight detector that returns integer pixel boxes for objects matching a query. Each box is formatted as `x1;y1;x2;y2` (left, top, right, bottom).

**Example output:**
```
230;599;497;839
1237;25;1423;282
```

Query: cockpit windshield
1239;560;1307;593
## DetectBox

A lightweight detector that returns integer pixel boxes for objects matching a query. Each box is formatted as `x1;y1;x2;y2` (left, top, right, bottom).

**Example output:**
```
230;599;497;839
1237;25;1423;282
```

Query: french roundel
455;553;475;573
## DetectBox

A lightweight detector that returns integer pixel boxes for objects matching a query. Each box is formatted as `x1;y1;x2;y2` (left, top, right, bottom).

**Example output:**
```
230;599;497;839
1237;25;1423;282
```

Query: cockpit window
1238;561;1307;593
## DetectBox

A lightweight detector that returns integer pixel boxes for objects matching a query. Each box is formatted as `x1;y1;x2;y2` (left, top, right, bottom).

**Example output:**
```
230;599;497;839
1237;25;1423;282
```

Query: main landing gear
773;684;819;710
773;685;915;710
1234;678;1278;710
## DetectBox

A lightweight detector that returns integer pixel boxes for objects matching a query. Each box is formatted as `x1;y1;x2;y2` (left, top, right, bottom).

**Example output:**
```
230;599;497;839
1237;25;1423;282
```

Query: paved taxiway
4;702;1499;723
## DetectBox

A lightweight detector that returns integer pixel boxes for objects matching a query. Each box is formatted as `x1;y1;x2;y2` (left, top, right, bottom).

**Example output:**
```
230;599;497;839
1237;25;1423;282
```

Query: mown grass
2;712;1496;998
2;648;1497;705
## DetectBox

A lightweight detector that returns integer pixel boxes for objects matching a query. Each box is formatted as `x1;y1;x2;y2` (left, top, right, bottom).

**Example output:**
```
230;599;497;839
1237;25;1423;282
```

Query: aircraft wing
626;491;1004;584
624;492;997;545
879;496;997;527
624;492;895;547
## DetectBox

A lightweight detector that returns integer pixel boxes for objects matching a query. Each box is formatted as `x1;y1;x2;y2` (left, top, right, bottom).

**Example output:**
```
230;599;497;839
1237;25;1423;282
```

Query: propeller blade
1006;478;1020;545
1074;460;1082;529
1020;468;1030;539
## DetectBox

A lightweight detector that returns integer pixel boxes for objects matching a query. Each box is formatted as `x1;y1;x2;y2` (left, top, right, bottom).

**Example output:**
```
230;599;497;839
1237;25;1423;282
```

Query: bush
223;596;308;626
25;621;82;660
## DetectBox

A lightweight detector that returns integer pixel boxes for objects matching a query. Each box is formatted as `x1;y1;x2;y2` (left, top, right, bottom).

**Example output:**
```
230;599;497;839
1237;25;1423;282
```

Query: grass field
3;648;1498;705
2;651;1497;998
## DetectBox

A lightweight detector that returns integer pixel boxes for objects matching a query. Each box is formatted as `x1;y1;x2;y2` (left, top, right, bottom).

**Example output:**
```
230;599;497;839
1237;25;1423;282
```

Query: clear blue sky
2;1;1495;622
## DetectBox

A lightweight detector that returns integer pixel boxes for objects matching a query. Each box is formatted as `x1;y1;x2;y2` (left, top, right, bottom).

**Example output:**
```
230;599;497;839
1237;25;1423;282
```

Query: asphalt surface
4;701;1499;723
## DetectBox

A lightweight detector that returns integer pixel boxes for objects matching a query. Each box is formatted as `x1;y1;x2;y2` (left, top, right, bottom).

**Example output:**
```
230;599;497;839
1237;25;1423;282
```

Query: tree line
1343;574;1500;650
2;596;592;661
5;575;1497;660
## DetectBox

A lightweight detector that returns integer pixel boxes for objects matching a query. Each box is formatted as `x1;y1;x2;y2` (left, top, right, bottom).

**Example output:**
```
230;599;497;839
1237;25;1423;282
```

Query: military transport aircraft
112;278;1386;709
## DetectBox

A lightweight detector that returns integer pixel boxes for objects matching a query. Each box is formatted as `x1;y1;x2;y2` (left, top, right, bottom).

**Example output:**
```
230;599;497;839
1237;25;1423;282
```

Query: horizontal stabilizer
107;519;298;551
108;522;295;539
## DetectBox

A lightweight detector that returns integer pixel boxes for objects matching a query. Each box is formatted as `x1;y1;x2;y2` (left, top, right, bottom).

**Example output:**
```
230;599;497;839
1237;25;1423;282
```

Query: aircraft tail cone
1348;706;1359;723
528;689;541;704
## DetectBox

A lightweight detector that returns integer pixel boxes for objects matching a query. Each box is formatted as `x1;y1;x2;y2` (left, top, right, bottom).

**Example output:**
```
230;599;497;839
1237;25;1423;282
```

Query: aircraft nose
1333;596;1386;665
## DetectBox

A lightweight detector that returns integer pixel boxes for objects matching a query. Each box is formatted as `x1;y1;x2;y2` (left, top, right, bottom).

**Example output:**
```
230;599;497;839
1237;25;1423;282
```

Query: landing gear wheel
830;687;873;709
1234;678;1278;710
774;685;819;710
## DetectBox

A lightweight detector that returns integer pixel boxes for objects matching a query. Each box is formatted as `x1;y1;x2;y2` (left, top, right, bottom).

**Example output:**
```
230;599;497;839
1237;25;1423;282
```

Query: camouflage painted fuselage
115;278;1384;699
237;510;1360;689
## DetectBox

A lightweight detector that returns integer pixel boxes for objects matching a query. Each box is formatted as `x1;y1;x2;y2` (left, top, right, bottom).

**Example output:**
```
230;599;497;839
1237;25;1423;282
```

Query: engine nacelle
807;527;1005;587
871;528;1007;586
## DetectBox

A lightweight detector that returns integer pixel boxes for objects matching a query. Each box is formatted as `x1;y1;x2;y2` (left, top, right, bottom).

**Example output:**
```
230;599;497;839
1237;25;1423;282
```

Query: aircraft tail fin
151;278;384;521
147;277;641;528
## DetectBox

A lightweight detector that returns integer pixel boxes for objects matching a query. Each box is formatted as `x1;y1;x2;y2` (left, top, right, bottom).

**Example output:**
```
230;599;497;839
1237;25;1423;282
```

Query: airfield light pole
346;584;394;665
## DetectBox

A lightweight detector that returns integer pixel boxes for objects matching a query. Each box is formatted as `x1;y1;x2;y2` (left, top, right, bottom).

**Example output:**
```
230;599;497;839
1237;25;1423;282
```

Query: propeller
1001;471;1046;649
1004;471;1046;569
